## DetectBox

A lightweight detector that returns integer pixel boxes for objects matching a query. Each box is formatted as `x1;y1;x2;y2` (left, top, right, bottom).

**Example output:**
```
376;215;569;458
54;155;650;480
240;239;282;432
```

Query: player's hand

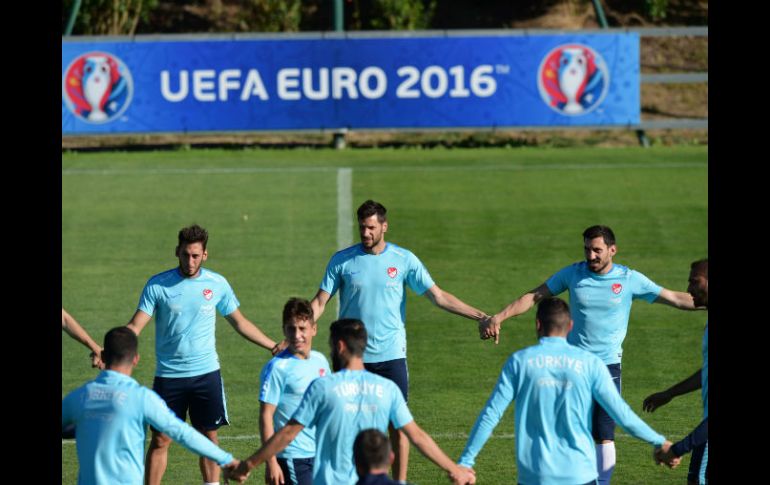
223;459;247;484
478;315;500;344
224;459;251;483
271;339;289;356
642;391;672;412
654;441;681;469
449;465;476;484
265;458;284;485
90;349;105;370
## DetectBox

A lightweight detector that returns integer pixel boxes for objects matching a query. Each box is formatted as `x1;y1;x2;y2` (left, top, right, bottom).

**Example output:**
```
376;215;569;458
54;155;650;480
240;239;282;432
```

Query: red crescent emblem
611;283;622;295
203;289;213;300
387;267;398;278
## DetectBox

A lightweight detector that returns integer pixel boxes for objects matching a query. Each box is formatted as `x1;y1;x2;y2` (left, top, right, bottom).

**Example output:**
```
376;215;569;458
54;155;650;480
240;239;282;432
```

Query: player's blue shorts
151;369;229;431
277;457;314;485
364;358;409;402
687;441;708;484
592;363;621;441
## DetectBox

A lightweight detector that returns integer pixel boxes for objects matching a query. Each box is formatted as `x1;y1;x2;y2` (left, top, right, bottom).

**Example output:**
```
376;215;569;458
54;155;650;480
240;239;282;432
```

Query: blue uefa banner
62;33;639;134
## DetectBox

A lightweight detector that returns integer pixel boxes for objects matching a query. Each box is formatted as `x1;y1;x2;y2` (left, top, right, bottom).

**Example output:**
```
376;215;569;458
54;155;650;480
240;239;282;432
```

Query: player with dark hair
310;200;489;482
643;259;709;484
259;298;331;485
480;225;703;484
460;297;674;484
126;224;284;485
227;318;476;485
62;327;240;485
354;429;402;485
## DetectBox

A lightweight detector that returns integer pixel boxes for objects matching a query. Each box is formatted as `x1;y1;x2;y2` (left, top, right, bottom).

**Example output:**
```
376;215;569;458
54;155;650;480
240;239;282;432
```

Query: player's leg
687;441;707;485
189;369;230;485
594;364;621;485
145;429;173;485
277;457;314;485
146;375;190;485
365;359;410;482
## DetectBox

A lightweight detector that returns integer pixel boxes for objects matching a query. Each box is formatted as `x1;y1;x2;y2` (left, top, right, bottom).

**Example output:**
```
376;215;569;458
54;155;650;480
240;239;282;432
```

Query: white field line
61;161;705;176
336;167;353;317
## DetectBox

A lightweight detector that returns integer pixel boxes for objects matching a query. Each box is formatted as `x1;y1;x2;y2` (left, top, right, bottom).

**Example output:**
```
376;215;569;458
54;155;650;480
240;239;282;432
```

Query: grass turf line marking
336;168;353;316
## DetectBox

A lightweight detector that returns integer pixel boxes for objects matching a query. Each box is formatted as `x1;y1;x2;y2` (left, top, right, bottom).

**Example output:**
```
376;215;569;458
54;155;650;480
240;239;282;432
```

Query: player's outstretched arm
224;309;281;353
642;368;702;413
423;285;488;321
654;288;704;310
126;309;152;336
62;308;104;368
259;402;285;485
310;289;331;323
482;283;552;344
232;421;305;481
400;421;476;484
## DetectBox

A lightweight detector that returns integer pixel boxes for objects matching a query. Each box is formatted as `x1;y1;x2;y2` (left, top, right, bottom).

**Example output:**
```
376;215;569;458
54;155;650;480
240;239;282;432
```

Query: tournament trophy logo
63;51;133;123
537;43;609;116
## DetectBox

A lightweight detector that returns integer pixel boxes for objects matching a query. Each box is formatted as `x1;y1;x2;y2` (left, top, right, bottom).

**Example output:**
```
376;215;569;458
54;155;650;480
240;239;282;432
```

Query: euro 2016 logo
537;44;609;116
63;52;133;124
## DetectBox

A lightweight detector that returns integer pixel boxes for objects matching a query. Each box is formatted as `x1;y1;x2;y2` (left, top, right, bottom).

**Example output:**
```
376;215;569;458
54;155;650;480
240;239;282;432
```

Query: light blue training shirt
546;262;662;365
291;369;414;485
62;370;233;485
137;267;239;377
458;337;665;485
319;243;435;363
259;349;331;458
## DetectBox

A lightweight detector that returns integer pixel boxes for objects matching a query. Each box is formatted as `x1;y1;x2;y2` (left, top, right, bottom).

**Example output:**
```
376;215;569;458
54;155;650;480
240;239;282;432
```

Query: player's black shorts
592;363;621;441
151;369;229;432
277;457;314;485
364;358;409;402
687;441;708;484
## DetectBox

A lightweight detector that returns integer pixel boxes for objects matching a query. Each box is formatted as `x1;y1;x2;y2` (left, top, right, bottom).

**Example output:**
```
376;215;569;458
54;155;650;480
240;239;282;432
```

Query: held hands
449;465;476;485
642;391;672;413
478;315;500;344
653;441;681;469
224;459;251;484
90;350;105;370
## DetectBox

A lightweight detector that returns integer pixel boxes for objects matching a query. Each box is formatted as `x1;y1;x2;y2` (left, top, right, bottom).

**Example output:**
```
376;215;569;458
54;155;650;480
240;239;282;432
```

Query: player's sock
203;482;219;485
596;442;616;485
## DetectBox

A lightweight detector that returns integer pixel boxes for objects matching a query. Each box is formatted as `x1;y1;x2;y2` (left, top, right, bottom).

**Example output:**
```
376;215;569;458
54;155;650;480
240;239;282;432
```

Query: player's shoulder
555;261;585;275
609;263;632;276
262;350;293;373
385;243;423;267
568;344;605;368
329;244;364;263
384;242;414;259
146;267;180;285
309;350;330;364
199;267;229;284
366;370;402;391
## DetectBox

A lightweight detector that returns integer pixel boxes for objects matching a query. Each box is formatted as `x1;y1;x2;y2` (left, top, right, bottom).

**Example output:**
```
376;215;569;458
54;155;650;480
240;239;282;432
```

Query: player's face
283;317;317;358
687;270;708;307
584;236;616;274
359;215;387;250
177;242;207;278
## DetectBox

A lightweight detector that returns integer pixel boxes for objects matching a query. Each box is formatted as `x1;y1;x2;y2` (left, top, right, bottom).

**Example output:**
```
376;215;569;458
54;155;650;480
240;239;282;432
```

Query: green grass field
62;145;707;484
